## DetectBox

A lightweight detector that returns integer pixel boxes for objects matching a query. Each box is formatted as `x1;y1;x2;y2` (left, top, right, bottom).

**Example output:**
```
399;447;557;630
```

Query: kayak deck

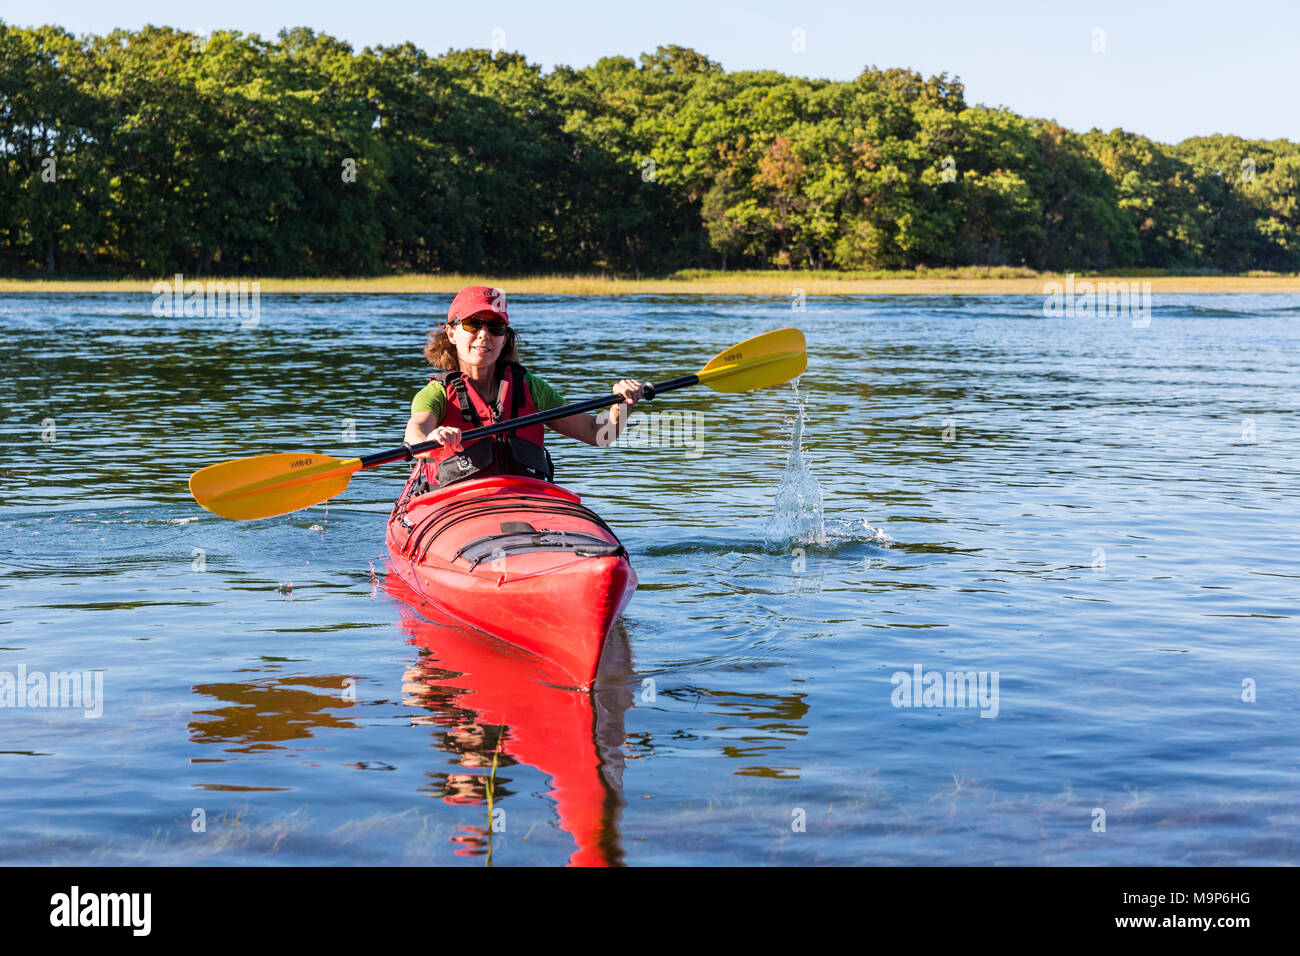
386;472;637;686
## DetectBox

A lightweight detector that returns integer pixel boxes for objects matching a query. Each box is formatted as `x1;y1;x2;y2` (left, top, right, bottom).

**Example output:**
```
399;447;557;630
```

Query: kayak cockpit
453;530;626;568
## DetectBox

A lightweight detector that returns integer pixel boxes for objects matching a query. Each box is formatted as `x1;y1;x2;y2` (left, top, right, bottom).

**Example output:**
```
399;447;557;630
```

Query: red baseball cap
447;286;508;324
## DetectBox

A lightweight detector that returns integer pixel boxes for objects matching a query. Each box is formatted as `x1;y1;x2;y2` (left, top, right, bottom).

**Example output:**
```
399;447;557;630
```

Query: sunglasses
451;317;509;336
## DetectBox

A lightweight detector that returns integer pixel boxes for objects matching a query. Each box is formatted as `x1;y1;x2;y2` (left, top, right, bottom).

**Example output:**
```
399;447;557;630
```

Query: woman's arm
546;379;644;447
547;409;613;446
404;411;438;445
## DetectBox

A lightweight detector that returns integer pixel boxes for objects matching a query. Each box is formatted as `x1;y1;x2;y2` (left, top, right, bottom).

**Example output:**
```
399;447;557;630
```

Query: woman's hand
428;425;463;451
403;413;462;455
608;379;645;428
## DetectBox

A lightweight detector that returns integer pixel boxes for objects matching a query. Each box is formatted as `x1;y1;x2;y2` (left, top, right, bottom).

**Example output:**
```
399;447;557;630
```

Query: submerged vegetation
2;23;1297;278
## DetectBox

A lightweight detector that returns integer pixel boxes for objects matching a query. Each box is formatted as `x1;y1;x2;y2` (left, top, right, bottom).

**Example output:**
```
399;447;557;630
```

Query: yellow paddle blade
696;327;807;392
189;453;362;521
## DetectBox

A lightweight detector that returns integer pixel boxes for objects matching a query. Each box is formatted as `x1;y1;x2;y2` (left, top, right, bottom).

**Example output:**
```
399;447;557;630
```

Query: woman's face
447;311;505;372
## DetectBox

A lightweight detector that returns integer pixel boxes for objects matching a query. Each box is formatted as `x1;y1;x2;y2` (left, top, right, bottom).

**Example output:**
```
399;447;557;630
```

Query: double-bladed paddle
189;326;807;521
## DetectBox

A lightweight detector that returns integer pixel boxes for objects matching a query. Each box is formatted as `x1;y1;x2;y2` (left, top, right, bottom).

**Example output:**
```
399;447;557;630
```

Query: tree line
2;22;1297;277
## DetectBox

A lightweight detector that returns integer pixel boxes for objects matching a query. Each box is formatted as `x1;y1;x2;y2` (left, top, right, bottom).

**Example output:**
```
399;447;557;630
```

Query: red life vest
420;362;553;488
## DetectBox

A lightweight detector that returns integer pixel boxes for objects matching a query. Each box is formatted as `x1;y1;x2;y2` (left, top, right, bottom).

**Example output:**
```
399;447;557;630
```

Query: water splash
763;382;892;550
762;385;825;547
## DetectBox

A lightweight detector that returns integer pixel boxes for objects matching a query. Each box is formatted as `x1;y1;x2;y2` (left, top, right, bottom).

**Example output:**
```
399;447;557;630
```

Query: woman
402;285;644;490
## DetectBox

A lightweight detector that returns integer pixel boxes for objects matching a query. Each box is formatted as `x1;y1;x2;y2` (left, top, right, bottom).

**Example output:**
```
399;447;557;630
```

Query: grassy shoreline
2;270;1299;295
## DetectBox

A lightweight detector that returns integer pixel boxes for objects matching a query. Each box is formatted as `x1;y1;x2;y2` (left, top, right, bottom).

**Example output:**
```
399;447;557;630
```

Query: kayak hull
386;472;637;686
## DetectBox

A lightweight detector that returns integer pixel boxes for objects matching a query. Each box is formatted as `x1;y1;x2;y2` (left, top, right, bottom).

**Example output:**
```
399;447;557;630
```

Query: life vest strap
423;364;552;489
445;370;484;429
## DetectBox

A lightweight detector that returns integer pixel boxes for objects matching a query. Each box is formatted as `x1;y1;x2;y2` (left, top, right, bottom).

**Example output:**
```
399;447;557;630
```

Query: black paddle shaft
358;373;700;469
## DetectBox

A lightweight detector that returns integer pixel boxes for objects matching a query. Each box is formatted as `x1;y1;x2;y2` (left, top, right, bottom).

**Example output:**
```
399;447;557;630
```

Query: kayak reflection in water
391;570;635;866
401;285;644;487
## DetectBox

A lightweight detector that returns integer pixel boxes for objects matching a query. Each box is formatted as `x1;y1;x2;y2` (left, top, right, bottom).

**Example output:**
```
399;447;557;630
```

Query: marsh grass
5;805;481;865
484;740;505;866
2;270;1299;295
628;773;1284;865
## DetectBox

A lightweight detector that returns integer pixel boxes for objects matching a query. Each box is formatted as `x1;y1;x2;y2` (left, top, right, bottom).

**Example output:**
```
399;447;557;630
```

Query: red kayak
386;471;637;687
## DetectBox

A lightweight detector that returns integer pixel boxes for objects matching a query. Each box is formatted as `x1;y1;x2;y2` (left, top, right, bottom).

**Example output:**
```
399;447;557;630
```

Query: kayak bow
386;472;637;687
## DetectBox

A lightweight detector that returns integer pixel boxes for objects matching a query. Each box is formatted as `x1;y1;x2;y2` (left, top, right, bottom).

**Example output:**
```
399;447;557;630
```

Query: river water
1;291;1297;865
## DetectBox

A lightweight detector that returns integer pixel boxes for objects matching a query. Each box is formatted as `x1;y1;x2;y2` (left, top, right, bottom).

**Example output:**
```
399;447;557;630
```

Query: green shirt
411;372;565;423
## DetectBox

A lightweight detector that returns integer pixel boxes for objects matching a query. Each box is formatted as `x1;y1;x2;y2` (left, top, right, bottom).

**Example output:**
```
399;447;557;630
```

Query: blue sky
6;0;1297;144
